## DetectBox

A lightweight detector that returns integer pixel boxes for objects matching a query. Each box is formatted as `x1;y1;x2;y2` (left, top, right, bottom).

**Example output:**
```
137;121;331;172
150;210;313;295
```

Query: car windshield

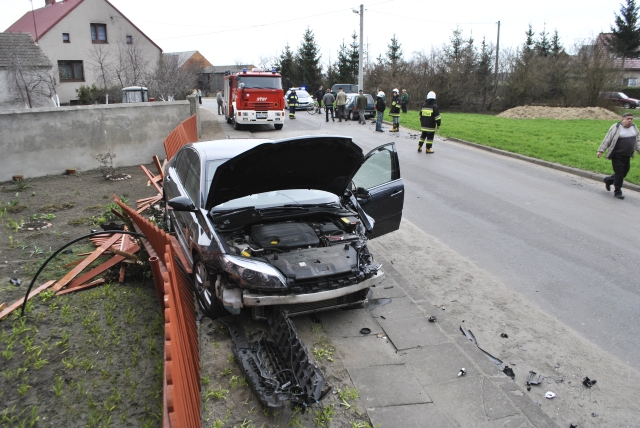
206;159;228;194
619;93;629;99
236;76;282;89
211;189;339;211
288;91;310;98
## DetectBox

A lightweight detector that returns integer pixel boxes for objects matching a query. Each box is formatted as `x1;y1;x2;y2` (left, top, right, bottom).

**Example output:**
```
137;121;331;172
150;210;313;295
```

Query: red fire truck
223;68;285;130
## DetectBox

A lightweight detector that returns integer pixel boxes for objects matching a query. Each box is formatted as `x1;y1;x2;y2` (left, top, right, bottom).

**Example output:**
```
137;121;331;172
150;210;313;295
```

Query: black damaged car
163;136;404;319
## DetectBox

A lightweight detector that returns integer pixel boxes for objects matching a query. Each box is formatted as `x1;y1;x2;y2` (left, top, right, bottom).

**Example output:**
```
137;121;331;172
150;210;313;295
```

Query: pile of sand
498;105;621;120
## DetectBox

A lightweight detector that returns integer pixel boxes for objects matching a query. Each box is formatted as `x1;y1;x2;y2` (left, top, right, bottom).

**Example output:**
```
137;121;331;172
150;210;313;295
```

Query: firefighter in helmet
418;91;441;153
389;88;401;132
287;89;298;119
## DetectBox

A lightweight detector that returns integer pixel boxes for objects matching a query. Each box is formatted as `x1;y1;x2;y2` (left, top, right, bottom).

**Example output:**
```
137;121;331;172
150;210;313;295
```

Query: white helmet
392;88;399;93
427;91;436;100
377;91;384;97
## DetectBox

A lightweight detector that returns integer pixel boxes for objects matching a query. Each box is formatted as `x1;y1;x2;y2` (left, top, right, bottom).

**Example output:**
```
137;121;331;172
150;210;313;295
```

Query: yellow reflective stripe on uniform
421;109;433;116
421;127;436;132
434;115;441;120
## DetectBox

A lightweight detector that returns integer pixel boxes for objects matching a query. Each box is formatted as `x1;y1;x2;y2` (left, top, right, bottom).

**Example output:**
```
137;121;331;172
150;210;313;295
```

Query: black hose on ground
20;231;147;317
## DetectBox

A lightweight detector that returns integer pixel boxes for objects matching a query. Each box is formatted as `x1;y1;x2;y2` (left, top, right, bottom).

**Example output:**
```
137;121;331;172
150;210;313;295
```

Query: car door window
183;150;201;205
174;150;189;185
352;147;393;190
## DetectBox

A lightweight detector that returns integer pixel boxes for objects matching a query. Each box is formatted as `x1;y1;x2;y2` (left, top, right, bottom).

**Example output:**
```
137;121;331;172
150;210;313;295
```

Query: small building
0;33;53;109
163;51;214;93
4;0;162;104
202;64;255;94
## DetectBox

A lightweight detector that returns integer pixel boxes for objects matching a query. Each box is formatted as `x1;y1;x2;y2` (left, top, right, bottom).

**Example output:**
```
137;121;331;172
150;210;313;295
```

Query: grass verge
386;111;640;184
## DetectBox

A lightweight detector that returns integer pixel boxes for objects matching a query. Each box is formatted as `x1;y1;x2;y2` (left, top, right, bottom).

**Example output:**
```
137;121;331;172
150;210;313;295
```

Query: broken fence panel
0;280;56;321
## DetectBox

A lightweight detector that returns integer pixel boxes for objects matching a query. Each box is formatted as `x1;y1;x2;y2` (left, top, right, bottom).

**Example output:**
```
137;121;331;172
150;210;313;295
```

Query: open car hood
205;136;364;210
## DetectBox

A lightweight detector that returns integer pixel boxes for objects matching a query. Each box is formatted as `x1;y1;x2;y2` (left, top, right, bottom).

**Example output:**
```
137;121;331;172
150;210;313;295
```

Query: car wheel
233;116;240;130
274;124;283;130
623;102;631;109
193;256;223;319
348;111;353;121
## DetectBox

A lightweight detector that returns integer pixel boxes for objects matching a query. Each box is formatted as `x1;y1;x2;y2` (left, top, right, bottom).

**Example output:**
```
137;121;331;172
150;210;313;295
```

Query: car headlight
220;254;287;289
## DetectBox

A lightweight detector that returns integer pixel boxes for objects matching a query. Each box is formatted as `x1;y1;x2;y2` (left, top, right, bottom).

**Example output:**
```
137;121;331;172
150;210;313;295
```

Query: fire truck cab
224;68;285;130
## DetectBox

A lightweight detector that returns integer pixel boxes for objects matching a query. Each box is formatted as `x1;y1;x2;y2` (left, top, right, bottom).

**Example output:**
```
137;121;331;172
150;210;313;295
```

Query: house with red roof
4;0;162;104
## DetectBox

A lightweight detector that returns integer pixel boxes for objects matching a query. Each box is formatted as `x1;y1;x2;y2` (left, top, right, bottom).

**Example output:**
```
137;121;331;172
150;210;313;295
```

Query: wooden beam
65;244;140;289
56;279;105;296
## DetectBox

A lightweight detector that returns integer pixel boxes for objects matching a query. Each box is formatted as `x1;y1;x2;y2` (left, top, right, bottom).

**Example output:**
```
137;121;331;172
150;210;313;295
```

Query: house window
62;33;70;43
90;23;107;43
623;78;638;87
58;60;84;81
126;35;132;44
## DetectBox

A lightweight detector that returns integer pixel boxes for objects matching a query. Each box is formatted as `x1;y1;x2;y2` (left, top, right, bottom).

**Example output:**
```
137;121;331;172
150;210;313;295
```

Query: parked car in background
331;84;359;95
599;92;640;109
163;136;404;320
344;93;376;120
284;88;312;110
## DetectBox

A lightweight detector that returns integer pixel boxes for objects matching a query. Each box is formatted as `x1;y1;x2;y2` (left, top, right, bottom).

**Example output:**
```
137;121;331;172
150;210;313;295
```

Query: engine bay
220;215;380;286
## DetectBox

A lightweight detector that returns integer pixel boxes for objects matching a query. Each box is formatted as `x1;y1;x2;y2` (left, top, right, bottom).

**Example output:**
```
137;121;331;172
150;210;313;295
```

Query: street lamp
353;5;364;92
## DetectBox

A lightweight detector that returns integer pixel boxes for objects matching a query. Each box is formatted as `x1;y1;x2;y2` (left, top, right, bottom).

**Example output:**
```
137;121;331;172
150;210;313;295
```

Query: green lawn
387;111;640;185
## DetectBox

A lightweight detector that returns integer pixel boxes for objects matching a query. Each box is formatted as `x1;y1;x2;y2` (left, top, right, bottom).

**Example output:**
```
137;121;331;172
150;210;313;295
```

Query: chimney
45;0;56;6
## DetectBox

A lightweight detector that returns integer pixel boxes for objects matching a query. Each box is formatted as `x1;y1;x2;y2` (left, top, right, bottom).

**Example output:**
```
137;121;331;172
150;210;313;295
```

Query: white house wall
37;0;162;104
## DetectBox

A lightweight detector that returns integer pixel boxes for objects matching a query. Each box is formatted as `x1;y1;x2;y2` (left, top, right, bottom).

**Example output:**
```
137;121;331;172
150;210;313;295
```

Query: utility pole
494;20;500;86
353;5;364;91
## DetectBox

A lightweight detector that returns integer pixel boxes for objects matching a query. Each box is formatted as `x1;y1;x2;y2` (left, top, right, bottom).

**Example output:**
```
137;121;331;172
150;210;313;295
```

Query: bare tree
87;44;112;91
149;54;197;101
113;41;148;87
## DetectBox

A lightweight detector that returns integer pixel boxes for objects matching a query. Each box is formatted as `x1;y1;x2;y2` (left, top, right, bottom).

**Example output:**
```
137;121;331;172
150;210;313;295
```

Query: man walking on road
401;89;409;113
375;91;386;132
418;91;441;153
323;89;335;122
356;89;367;125
389;88;401;132
598;112;640;199
314;86;324;113
336;87;347;122
216;90;223;115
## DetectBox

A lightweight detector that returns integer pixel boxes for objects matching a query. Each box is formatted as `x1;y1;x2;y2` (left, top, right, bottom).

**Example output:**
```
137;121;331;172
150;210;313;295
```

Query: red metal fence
164;115;198;160
114;196;200;428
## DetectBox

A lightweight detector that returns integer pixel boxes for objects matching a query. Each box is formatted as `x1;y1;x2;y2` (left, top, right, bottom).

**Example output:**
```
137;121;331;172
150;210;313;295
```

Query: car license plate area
256;112;267;119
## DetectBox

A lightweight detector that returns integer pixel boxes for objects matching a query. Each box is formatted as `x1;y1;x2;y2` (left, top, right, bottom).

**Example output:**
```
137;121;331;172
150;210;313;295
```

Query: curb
443;136;640;193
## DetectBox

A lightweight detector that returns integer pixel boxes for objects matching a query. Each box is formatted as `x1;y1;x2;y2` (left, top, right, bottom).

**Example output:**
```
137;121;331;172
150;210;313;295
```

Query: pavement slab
492;377;559;428
368;403;457;428
401;343;476;385
349;364;432;407
378;316;450;350
332;335;401;369
316;308;380;338
369;296;426;321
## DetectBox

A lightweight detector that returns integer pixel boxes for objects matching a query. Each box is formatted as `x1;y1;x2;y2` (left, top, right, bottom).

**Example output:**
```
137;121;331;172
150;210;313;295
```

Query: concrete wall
0;101;190;182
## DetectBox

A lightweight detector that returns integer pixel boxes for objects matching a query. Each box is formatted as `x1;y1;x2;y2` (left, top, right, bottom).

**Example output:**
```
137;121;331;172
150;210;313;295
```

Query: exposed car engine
220;216;380;291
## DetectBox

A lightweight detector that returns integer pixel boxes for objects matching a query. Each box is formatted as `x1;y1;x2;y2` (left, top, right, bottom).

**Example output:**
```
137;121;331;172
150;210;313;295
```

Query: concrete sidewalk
325;254;558;428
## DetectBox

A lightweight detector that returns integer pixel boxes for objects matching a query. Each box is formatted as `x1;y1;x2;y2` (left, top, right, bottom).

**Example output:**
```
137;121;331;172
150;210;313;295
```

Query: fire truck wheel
233;116;241;130
274;124;283;130
226;117;232;124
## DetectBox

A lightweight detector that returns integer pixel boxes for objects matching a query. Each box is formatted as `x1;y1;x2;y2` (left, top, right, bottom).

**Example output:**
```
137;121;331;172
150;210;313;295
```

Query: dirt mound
498;105;621;120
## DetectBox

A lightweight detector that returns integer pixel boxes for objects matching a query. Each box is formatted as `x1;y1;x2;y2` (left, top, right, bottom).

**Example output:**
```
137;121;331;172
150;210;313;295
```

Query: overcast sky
1;0;624;68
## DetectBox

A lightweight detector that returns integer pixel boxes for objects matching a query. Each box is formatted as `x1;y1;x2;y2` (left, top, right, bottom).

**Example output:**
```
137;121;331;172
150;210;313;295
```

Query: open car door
350;142;404;239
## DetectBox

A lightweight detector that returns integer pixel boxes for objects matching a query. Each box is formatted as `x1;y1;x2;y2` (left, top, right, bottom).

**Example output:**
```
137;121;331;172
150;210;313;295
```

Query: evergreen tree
523;25;535;54
551;30;564;57
386;34;404;77
606;0;640;64
535;25;551;57
276;44;296;87
348;32;360;83
335;40;351;82
444;28;464;63
295;28;323;89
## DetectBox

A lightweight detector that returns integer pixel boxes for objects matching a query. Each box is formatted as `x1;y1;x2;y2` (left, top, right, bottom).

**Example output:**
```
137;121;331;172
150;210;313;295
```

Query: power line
366;9;495;25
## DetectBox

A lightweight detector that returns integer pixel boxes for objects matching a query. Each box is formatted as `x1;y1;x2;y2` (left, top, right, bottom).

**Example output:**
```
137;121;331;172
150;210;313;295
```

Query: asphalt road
203;99;640;368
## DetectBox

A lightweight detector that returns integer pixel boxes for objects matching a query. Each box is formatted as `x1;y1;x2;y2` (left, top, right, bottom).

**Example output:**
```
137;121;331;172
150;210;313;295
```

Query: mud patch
498;106;620;120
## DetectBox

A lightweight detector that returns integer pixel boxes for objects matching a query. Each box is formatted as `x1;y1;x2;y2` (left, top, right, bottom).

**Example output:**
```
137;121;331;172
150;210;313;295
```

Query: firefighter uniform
389;89;401;132
287;90;298;119
418;91;441;153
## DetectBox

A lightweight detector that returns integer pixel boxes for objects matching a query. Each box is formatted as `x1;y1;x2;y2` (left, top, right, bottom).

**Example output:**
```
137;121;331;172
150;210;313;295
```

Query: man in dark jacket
389;88;401;132
401;89;409;113
597;112;640;199
314;86;324;113
356;90;368;125
287;89;298;119
375;91;386;132
323;89;336;122
418;91;441;153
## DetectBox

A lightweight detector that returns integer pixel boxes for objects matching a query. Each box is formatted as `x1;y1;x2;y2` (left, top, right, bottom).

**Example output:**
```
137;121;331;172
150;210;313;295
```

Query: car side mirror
355;187;371;204
168;196;197;212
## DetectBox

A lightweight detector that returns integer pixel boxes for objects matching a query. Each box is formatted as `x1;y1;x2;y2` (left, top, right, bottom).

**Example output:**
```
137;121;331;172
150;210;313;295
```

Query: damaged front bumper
242;271;384;306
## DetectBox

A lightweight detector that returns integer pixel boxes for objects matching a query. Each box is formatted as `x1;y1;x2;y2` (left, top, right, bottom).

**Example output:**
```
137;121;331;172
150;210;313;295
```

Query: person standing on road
287;89;298;119
197;89;202;105
401;89;409;113
597;112;640;199
389;89;401;132
418;91;441;153
216;90;224;115
314;86;324;113
375;91;386;132
323;89;336;122
336;87;347;122
356;89;367;125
